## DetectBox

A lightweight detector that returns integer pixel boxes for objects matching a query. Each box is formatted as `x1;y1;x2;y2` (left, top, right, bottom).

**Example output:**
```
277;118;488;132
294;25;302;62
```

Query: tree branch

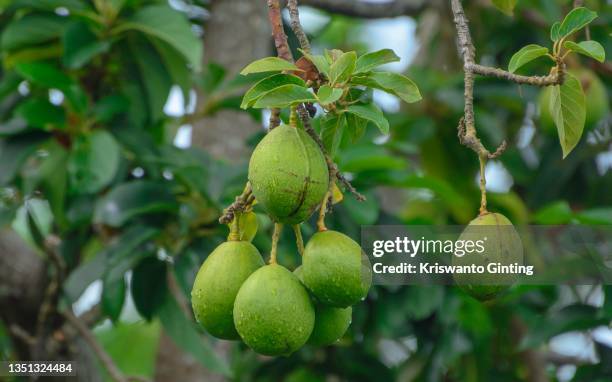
449;0;564;214
63;310;151;382
282;0;365;202
296;0;428;19
287;0;311;53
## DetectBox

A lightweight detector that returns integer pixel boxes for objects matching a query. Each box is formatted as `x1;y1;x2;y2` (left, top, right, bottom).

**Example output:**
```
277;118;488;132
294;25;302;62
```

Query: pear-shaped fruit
453;213;523;301
308;305;352;346
191;241;264;339
293;266;352;346
303;230;372;308
248;124;329;224
233;264;314;355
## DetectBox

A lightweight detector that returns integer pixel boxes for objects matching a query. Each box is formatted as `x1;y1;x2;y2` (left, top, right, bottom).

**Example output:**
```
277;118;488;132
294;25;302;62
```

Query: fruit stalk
270;222;283;264
478;155;488;215
293;224;304;256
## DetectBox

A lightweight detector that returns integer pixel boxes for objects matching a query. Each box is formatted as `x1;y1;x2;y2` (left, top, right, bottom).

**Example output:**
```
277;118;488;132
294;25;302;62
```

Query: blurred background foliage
0;0;610;381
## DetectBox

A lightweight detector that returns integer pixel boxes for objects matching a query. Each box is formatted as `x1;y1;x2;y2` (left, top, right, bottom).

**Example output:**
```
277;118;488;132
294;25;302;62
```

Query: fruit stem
317;191;330;232
293;224;304;256
289;105;298;128
228;213;241;241
270;222;283;264
478;154;488;215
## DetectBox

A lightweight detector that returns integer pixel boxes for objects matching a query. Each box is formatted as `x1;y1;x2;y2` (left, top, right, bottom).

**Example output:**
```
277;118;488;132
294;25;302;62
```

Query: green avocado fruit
302;230;372;308
191;241;264;339
539;68;609;135
294;266;352;346
233;264;315;356
452;213;523;301
248;124;329;225
308;304;352;346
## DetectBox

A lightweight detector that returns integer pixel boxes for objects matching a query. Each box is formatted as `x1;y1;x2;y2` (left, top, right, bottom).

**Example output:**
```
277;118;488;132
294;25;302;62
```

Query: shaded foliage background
0;0;610;381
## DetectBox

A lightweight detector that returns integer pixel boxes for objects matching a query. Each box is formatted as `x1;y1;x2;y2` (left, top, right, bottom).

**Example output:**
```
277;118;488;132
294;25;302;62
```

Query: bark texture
191;0;271;161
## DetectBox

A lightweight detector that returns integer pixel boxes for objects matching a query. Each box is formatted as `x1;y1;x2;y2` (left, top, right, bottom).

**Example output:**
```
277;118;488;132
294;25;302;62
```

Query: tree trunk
191;0;271;161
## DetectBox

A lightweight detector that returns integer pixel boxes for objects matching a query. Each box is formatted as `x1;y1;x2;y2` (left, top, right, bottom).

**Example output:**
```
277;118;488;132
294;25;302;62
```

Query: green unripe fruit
191;241;264;339
308;305;352;346
303;230;372;308
248;124;329;225
453;213;523;301
539;69;609;135
233;264;315;356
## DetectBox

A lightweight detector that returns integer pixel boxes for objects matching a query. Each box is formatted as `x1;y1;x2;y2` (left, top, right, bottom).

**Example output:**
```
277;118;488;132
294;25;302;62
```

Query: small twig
270;223;282;264
287;0;311;53
268;0;364;203
34;235;66;357
9;324;36;347
63;310;151;382
450;0;564;215
219;183;253;225
292;225;304;256
469;63;563;86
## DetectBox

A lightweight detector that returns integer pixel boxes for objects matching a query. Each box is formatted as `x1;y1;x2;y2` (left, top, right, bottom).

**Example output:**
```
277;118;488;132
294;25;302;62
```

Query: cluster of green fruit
191;123;372;356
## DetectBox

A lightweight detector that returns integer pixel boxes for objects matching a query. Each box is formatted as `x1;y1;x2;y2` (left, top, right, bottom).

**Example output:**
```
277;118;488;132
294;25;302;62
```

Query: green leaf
241;73;305;109
158;294;231;376
93;95;129;122
252;84;316;108
346;113;368;143
550;22;561;42
575;208;612;225
328;51;357;84
15;98;65;129
64;226;158;302
508;44;549;73
6;0;89;12
68;130;120;194
240;57;300;75
25;141;68;228
320;113;346;156
0;119;28;136
316;85;343;105
62;21;110;69
150;37;192;102
102;274;126;323
352;72;421;104
131;257;167;320
532;201;573;224
299;51;329;76
354;49;400;74
345;103;389;134
94;180;178;227
131;37;172;122
558;7;597;39
115;5;203;71
491;0;517;16
1;14;66;51
0;132;48;185
236;211;258;242
15;62;73;90
549;72;586;158
563;40;605;63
